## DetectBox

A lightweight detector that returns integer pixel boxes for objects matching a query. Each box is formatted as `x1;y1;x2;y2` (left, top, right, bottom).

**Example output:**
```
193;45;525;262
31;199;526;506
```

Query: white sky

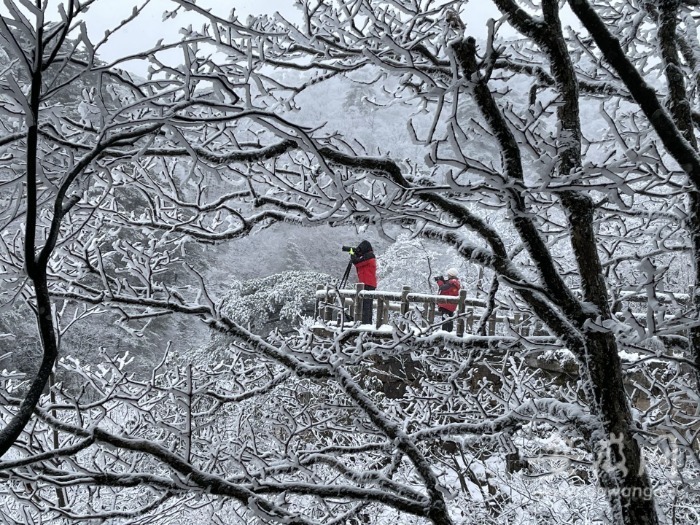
81;0;504;71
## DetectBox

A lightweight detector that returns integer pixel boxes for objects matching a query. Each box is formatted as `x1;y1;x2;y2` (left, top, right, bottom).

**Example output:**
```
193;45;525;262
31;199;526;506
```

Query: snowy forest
1;0;699;523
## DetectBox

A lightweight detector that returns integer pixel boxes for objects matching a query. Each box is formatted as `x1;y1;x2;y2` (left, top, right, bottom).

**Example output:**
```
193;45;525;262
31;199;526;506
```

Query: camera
342;246;354;252
434;276;443;282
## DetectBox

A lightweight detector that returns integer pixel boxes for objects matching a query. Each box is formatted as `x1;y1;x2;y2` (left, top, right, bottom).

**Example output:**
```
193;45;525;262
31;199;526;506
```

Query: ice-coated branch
568;0;700;187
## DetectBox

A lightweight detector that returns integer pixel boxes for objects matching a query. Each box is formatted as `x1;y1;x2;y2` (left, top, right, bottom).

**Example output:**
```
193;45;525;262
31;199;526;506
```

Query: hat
447;268;458;278
356;240;373;255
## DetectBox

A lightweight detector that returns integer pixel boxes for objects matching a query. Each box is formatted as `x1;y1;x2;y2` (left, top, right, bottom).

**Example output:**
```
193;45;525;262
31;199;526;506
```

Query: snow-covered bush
221;271;331;333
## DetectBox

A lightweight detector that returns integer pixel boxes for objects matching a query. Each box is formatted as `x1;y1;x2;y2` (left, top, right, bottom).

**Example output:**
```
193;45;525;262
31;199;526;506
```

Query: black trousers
362;285;376;325
438;306;454;332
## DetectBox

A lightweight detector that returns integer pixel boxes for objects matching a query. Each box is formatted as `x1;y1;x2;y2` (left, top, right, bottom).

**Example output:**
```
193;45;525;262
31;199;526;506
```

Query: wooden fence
315;283;543;337
315;283;694;338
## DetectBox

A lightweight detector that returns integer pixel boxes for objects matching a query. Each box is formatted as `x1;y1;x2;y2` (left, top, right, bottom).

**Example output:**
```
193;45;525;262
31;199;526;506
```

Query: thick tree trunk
0;18;58;457
688;196;700;388
569;0;700;392
460;2;661;521
565;200;658;524
657;0;700;390
585;332;657;524
0;275;58;457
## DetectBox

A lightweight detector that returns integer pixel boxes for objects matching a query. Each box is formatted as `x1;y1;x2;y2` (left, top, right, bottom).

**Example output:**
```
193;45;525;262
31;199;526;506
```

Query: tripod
330;259;354;322
338;260;353;289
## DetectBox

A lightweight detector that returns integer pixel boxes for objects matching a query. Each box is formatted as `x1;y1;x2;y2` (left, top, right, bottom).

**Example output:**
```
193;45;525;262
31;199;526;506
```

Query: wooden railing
315;283;695;338
315;283;544;337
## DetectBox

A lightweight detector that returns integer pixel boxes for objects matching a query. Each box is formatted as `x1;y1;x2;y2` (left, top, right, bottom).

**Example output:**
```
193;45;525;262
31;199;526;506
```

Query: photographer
345;240;377;324
435;268;460;332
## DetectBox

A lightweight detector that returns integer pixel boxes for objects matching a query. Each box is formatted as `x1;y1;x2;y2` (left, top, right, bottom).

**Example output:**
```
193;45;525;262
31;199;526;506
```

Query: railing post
521;314;530;336
376;298;385;329
456;289;467;336
354;283;365;322
315;284;324;320
324;285;333;322
400;286;411;315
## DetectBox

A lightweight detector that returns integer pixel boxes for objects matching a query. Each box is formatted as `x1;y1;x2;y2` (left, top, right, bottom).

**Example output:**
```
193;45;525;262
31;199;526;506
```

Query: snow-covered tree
0;0;208;457
220;270;329;334
165;1;700;523
2;1;700;524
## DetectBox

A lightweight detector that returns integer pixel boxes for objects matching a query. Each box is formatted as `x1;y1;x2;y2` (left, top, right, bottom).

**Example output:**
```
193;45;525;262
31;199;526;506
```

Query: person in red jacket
435;268;460;332
350;240;377;324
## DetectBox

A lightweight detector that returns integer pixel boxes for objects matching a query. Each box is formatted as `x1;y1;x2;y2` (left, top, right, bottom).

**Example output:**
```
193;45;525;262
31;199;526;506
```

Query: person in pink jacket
435;268;460;332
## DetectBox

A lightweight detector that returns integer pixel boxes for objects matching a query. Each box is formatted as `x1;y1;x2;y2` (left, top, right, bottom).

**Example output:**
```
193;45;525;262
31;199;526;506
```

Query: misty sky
83;0;504;71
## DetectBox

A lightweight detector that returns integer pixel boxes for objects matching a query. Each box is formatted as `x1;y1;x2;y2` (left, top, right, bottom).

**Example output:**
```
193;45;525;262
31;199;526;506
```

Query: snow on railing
315;284;696;337
315;283;544;337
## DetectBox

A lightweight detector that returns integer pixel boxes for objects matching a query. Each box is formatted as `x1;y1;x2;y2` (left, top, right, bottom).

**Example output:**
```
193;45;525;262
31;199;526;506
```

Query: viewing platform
314;283;694;339
315;283;545;338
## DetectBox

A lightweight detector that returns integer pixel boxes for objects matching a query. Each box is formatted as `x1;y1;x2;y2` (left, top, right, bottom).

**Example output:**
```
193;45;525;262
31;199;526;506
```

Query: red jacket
437;277;460;312
354;257;377;288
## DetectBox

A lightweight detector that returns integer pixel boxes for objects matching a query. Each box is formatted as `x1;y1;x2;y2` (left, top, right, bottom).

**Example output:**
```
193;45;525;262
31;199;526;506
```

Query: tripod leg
339;260;353;289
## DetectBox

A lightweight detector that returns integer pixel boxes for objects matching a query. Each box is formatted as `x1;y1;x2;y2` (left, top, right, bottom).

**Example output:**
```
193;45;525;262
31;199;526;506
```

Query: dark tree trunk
656;0;700;391
457;2;661;522
0;19;60;458
568;0;700;393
